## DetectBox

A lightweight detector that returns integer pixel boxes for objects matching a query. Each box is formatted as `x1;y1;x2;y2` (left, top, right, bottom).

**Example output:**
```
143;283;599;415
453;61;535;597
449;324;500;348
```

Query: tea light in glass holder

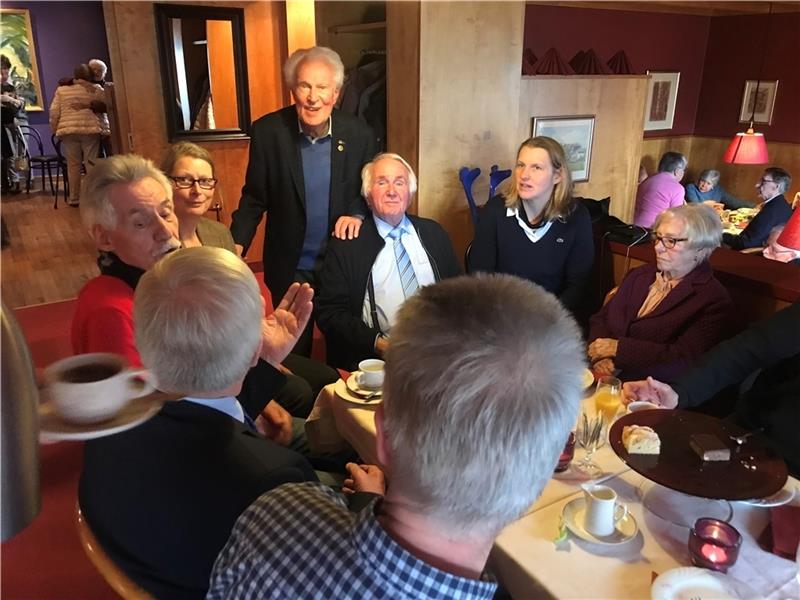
688;518;742;573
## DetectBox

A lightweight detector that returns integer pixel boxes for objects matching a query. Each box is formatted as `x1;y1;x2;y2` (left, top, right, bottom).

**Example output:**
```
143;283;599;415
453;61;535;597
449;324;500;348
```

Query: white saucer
38;388;165;442
651;567;747;600
334;379;382;406
561;497;638;545
737;481;797;507
346;372;383;398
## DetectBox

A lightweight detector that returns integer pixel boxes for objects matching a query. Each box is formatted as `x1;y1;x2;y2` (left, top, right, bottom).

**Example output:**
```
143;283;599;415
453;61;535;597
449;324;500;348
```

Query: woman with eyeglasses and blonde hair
588;204;733;382
468;136;594;315
161;141;234;251
160;142;339;424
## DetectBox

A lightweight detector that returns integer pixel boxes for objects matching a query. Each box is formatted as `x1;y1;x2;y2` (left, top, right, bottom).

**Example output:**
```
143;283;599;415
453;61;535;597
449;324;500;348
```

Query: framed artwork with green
1;8;45;111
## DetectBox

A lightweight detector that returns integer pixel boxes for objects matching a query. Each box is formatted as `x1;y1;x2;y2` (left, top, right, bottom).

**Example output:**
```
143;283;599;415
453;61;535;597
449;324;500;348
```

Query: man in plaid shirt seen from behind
208;273;585;599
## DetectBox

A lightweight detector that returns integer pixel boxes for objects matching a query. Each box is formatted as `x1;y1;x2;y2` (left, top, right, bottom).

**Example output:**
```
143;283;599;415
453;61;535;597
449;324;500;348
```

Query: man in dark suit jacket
316;153;461;371
723;167;792;250
79;247;319;599
230;47;377;355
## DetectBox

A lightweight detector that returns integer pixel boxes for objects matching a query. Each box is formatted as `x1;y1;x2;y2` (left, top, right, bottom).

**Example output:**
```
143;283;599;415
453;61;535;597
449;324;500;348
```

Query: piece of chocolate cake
690;434;731;462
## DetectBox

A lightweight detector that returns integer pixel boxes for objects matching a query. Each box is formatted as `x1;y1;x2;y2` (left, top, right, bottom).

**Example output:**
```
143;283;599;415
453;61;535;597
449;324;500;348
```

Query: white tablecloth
307;382;800;599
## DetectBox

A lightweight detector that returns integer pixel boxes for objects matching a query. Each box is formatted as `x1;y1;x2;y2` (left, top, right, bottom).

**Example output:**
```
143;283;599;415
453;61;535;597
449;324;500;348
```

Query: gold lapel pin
337;140;345;152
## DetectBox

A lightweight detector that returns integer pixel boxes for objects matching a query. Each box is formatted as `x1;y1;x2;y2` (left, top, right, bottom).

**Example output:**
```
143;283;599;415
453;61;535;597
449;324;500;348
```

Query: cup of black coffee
44;353;157;424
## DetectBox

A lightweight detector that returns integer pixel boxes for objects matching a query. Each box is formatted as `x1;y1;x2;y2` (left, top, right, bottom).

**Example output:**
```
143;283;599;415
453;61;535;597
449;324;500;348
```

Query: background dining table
305;382;800;599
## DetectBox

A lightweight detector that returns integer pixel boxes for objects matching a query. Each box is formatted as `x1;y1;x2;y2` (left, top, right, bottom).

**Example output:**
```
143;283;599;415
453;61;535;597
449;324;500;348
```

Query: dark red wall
523;5;710;138
695;12;800;143
523;6;799;144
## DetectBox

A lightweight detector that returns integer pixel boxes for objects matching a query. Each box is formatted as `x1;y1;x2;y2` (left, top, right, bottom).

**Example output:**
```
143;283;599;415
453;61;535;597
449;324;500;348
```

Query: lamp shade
776;208;800;251
723;130;769;164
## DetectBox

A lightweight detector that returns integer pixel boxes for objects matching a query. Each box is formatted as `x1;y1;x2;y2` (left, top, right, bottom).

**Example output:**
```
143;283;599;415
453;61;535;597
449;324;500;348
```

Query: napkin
758;505;800;559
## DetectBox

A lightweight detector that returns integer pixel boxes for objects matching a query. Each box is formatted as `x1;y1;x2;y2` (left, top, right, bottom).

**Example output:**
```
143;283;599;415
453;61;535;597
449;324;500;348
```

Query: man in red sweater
72;153;305;445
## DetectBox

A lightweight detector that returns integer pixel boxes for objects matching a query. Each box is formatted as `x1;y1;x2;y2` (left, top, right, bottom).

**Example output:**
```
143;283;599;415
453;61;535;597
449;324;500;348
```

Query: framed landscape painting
644;71;680;131
0;8;45;111
739;80;778;125
532;115;595;182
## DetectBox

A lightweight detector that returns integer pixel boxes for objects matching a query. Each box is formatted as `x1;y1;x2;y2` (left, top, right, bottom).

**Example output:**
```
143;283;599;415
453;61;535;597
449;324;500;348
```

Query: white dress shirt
362;215;436;334
181;395;246;423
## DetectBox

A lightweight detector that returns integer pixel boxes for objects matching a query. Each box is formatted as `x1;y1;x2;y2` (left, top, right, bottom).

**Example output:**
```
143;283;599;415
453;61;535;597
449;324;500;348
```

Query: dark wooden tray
610;410;787;500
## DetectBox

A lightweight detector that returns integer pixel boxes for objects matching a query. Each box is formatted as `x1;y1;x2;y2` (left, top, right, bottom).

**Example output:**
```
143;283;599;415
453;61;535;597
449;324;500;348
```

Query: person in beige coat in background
49;63;106;206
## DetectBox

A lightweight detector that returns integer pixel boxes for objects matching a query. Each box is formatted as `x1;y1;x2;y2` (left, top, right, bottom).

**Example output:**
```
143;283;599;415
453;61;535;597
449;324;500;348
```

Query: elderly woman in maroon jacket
588;204;733;382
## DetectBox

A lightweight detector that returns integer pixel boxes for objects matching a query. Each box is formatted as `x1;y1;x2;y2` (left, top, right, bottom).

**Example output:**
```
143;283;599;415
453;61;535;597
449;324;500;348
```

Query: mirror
154;4;250;142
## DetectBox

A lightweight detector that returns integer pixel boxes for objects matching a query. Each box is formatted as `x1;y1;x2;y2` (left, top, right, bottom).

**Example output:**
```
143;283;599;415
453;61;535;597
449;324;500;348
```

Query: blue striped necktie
387;226;419;298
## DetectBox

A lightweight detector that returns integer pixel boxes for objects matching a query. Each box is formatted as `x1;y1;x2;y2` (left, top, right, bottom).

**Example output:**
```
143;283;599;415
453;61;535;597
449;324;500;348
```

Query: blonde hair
503;136;575;221
160;141;215;178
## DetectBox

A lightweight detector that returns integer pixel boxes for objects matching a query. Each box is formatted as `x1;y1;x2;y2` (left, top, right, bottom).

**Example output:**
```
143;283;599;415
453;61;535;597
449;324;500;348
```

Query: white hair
654;203;722;262
80;154;173;231
134;247;263;393
360;153;417;199
88;59;107;77
283;46;344;90
382;274;584;538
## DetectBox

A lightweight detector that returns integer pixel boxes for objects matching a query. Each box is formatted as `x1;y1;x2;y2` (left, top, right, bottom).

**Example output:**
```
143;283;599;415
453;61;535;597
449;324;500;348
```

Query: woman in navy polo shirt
468;136;593;314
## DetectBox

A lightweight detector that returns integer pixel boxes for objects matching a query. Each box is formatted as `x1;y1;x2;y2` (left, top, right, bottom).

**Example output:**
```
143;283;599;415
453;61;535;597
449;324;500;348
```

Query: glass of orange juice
594;376;622;424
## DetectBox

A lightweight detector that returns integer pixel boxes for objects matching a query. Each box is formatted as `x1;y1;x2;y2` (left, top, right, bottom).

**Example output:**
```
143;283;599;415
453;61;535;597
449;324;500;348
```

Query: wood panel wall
414;1;525;258
103;1;287;265
641;136;800;205
518;75;649;222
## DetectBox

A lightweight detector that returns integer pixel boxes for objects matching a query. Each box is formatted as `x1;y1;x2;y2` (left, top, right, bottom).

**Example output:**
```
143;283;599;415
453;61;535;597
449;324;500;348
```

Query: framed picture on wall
531;115;595;182
0;8;45;111
738;80;778;125
644;71;680;131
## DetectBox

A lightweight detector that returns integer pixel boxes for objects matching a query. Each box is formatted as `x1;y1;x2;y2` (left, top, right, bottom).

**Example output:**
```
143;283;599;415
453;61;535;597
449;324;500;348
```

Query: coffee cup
357;359;385;390
44;353;157;424
582;484;628;537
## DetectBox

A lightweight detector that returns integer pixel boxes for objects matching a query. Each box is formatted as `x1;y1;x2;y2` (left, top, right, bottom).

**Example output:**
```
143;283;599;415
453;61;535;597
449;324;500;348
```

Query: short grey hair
698;169;720;186
360;152;417;200
81;154;173;231
658;152;687;174
283;46;344;90
764;167;792;194
134;247;263;393
382;274;584;538
653;203;722;262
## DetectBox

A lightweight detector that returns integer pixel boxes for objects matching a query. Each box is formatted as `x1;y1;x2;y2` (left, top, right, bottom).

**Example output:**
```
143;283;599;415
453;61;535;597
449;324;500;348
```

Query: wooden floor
1;184;98;308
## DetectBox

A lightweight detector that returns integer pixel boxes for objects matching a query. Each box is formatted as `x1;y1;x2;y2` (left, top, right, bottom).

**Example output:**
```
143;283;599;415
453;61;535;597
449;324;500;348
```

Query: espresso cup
357;359;385;390
582;484;628;537
44;353;157;424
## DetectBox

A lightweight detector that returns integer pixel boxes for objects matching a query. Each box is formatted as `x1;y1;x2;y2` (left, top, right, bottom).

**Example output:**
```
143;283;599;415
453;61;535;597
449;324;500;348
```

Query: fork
729;428;764;446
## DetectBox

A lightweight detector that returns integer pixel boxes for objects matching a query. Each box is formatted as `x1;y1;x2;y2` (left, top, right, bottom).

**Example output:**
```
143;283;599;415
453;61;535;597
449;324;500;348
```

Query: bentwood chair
50;134;69;209
75;504;153;599
458;166;481;229
18;125;59;196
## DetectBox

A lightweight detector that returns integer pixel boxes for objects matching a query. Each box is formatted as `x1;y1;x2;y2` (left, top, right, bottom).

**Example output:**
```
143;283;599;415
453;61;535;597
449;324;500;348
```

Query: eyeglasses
652;233;688;249
758;178;776;186
170;175;217;190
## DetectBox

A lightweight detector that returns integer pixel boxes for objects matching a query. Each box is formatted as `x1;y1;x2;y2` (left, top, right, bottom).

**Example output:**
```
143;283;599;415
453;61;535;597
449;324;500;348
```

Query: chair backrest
51;134;65;161
17;124;42;156
75;504;153;600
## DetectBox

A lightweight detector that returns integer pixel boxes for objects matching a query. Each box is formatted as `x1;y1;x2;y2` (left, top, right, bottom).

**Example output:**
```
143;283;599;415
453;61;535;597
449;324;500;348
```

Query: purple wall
4;1;110;155
524;5;711;139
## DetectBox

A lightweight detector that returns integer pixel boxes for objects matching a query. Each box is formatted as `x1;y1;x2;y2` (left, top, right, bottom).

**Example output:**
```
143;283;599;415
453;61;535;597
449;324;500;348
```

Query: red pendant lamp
724;3;772;165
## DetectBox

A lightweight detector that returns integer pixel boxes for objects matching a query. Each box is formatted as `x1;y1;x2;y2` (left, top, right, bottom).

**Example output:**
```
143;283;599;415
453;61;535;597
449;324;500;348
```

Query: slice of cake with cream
622;425;661;455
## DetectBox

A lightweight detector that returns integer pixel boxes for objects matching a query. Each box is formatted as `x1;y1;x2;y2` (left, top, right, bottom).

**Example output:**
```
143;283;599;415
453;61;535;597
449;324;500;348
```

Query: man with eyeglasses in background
723;167;792;250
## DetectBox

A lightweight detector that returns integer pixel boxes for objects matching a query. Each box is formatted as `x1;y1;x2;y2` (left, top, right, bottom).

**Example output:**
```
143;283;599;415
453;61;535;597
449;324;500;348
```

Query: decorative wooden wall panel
416;1;525;258
103;1;287;265
518;75;649;222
